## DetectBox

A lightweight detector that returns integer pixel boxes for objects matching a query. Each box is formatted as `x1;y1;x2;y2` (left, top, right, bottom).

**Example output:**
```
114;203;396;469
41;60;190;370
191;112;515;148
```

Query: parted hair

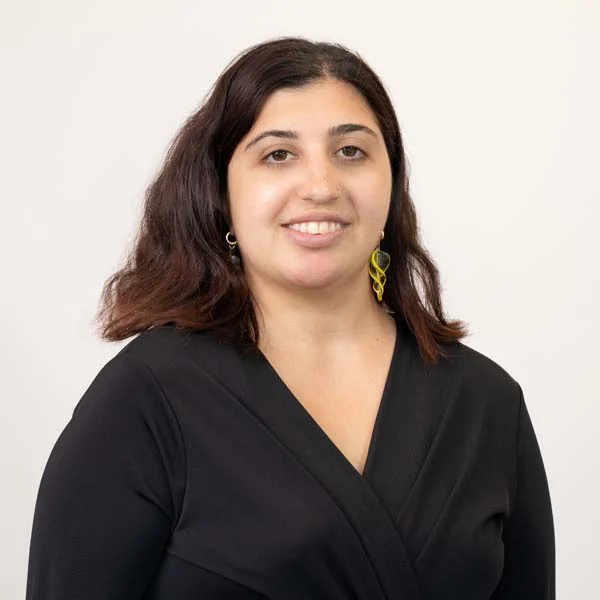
95;36;468;365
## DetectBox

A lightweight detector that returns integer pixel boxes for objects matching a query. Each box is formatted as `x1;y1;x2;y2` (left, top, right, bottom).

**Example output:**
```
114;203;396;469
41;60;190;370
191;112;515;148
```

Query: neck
247;273;396;357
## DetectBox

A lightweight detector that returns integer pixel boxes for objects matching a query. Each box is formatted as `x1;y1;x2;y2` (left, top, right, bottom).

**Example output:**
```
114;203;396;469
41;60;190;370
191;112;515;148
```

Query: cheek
354;173;392;222
229;175;289;244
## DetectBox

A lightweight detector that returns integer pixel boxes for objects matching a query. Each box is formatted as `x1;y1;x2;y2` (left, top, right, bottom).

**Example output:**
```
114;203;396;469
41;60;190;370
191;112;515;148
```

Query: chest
160;337;512;599
260;352;393;476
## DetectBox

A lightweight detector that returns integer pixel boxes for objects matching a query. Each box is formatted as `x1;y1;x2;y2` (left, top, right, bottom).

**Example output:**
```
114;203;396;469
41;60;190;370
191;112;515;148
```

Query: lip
282;212;350;226
282;223;348;248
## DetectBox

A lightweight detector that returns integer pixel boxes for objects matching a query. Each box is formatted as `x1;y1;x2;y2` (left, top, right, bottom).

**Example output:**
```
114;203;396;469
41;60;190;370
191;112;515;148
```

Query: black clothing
26;318;555;599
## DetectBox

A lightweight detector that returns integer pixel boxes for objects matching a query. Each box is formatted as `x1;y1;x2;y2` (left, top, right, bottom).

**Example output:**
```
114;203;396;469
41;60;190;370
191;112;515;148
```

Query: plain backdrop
1;0;598;597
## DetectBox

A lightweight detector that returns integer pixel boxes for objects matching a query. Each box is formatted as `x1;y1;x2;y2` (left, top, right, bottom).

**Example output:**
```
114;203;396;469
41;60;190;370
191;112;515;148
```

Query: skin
227;77;395;355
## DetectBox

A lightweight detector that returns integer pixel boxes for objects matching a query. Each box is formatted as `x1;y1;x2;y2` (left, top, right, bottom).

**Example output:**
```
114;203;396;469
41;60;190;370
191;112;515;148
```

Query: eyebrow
244;123;379;151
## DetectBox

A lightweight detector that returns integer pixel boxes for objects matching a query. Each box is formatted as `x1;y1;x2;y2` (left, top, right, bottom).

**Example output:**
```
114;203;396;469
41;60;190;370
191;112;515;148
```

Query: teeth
288;221;343;234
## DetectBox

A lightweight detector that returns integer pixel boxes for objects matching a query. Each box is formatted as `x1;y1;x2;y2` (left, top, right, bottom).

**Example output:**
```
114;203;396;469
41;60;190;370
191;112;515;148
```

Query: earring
369;231;390;302
225;231;240;266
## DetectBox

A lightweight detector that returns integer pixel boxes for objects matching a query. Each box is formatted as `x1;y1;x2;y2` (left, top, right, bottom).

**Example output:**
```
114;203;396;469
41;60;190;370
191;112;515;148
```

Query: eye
264;149;293;164
337;145;366;160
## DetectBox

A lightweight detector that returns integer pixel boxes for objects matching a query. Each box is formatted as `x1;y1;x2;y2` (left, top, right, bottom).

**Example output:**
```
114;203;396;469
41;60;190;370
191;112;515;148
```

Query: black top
26;318;555;599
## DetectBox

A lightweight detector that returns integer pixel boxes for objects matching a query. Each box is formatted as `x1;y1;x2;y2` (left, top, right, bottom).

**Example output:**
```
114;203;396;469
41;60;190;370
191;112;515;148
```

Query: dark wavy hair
95;36;468;365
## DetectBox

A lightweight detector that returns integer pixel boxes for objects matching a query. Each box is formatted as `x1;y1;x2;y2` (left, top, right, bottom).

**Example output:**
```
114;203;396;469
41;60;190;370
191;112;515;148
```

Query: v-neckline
254;320;400;482
234;317;422;598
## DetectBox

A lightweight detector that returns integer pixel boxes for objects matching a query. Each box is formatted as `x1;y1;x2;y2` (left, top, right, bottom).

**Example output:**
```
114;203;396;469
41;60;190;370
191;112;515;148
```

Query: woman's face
227;78;392;297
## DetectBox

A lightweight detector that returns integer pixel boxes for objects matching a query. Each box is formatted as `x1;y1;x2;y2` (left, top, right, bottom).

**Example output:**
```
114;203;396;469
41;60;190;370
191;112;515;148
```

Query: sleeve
492;386;555;599
26;352;186;600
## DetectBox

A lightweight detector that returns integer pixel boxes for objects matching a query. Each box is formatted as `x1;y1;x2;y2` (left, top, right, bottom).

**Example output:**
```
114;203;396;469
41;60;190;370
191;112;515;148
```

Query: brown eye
265;149;291;163
339;146;365;159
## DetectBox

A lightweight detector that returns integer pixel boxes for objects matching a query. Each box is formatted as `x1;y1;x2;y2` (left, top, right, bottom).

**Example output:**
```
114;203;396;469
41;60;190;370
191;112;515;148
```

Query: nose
296;157;342;203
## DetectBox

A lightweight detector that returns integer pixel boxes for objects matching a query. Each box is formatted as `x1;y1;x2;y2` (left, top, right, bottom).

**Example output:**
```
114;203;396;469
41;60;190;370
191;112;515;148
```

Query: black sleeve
26;352;186;600
492;387;555;599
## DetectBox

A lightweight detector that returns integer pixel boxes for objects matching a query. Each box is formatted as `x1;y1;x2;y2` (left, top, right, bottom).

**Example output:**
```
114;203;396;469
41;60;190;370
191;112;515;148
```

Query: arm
492;387;555;599
26;352;185;599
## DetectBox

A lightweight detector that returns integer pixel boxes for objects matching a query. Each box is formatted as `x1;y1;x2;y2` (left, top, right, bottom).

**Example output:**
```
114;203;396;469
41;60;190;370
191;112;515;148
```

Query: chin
280;268;343;291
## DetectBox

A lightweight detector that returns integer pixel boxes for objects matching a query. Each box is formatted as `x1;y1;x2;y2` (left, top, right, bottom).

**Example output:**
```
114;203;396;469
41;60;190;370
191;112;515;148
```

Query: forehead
250;79;378;130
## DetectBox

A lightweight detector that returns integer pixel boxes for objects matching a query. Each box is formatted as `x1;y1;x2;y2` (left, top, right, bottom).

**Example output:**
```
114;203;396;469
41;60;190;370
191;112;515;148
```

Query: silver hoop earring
225;231;240;266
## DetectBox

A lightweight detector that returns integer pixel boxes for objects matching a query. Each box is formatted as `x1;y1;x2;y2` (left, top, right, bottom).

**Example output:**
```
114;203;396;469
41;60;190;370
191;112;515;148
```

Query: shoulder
445;340;520;394
73;326;219;421
428;338;524;421
119;324;237;358
118;324;248;376
116;324;206;364
112;325;236;376
90;326;250;413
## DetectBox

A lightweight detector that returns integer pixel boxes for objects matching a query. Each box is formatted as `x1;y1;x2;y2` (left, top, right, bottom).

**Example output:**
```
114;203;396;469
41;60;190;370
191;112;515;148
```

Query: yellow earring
369;231;390;302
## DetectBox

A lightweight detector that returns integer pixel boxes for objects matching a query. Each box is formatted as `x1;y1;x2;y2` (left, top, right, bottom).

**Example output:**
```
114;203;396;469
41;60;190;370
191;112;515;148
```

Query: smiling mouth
285;221;345;234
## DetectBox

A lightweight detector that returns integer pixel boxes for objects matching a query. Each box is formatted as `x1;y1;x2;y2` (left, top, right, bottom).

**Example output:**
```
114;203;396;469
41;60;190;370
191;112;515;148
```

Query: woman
26;37;555;599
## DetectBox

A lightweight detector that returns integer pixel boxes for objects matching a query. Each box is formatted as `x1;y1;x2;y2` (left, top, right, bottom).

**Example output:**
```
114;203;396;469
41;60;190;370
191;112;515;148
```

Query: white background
2;0;598;597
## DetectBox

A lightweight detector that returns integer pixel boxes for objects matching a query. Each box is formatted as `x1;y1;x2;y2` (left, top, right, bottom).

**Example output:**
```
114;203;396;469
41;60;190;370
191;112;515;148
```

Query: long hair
96;36;468;365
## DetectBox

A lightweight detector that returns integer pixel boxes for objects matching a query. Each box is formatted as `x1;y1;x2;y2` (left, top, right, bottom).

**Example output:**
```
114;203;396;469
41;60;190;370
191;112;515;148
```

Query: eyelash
262;146;367;166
